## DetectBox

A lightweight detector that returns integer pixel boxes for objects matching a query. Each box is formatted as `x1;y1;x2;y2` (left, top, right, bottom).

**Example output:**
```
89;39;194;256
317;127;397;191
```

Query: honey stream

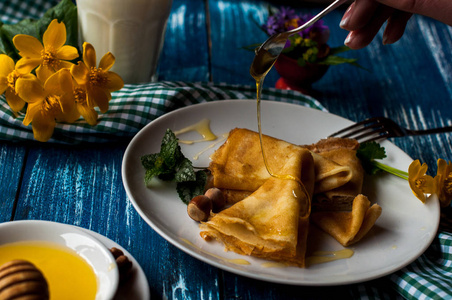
250;48;311;217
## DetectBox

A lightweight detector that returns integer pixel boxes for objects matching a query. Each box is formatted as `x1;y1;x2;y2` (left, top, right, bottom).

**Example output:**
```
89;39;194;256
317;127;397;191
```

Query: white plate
122;100;440;286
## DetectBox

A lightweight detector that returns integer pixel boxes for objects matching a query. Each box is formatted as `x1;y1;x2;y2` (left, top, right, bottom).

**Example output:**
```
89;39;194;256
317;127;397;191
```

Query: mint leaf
174;158;196;182
141;129;208;203
160;129;183;169
141;153;159;169
357;141;387;174
177;170;208;204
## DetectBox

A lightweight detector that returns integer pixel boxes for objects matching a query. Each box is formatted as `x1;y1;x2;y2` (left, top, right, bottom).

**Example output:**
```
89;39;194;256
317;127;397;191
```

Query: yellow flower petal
99;52;115;71
5;88;26;112
31;109;56;142
435;159;452;207
15;57;42;74
83;42;97;69
59;60;75;70
0;78;7;94
56;45;79;61
106;71;124;92
408;160;435;203
23;101;42;126
43;69;62;95
88;85;110;113
70;61;89;85
15;77;45;104
13;34;43;58
36;65;56;84
43;19;66;50
0;54;14;77
56;95;79;123
77;103;98;125
55;71;75;114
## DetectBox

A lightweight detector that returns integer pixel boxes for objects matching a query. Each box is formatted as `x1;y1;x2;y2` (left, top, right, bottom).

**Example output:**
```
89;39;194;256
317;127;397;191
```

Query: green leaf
176;170;208;205
357;141;387;175
358;141;387;160
329;46;351;55
319;55;359;66
160;129;183;168
140;129;208;204
174;158;196;182
140;153;159;169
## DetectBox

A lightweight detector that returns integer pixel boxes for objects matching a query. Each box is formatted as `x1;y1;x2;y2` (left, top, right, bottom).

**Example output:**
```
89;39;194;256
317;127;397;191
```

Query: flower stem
374;161;409;180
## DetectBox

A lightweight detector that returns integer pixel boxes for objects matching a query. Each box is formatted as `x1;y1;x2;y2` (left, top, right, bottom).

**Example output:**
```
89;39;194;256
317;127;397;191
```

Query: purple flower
262;7;329;39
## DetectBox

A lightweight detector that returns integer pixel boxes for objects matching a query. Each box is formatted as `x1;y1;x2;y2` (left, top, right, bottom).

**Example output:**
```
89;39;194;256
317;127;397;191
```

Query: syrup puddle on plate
174;118;217;144
173;118;228;160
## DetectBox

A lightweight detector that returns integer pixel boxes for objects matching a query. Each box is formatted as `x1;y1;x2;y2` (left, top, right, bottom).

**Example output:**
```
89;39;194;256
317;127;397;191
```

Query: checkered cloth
0;81;325;143
2;1;452;299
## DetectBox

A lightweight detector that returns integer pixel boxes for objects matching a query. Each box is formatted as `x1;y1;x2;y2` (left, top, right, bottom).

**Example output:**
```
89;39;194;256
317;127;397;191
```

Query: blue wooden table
1;0;452;299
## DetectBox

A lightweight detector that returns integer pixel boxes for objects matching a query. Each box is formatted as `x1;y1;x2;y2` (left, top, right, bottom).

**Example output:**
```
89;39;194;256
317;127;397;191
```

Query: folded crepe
209;128;354;205
305;137;364;211
310;194;382;246
200;148;314;267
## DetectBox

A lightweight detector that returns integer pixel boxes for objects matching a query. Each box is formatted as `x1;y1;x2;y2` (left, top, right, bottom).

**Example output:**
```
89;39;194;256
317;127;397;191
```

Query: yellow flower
435;159;452;207
15;68;79;142
0;54;34;112
13;19;79;80
72;82;98;126
70;42;123;113
408;159;435;203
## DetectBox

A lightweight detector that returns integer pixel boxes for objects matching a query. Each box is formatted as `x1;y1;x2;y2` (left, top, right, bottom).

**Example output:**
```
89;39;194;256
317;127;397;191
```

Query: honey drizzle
306;249;354;266
193;132;228;161
174;118;217;144
252;61;311;217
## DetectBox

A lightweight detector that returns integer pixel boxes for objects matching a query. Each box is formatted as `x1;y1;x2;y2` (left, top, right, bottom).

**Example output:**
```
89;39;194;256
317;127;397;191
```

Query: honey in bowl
0;241;97;299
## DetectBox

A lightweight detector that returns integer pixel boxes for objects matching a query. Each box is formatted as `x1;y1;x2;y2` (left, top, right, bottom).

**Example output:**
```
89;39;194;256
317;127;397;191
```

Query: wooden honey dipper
0;260;49;300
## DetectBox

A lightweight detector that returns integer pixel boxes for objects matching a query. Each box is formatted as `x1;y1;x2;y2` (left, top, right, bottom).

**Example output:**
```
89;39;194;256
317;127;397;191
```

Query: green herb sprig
357;141;408;179
140;129;208;204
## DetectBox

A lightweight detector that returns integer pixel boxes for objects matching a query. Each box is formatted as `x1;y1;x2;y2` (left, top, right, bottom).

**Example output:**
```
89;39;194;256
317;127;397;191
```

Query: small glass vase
274;54;329;94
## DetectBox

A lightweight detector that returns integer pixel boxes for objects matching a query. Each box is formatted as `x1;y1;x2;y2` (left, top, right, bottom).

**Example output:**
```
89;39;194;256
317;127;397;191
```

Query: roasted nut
204;188;225;212
0;260;49;300
187;195;212;222
109;247;133;283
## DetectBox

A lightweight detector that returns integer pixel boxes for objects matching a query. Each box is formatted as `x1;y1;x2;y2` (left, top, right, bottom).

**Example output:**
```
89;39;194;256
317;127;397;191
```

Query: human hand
340;0;452;49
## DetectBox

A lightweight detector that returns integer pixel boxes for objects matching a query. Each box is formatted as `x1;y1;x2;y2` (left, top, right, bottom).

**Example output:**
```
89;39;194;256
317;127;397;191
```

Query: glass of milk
76;0;173;84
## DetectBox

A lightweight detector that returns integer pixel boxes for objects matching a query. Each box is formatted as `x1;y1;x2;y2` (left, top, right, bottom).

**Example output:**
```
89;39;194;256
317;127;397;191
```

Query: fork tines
329;117;390;143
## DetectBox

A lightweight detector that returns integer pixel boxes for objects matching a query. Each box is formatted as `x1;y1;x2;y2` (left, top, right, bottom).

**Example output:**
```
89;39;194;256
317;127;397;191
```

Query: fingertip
344;32;353;47
340;3;354;29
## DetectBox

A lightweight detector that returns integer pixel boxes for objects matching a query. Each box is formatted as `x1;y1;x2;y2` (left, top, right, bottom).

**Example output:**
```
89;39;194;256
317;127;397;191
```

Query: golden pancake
200;148;314;267
305;137;364;211
310;194;382;246
209;128;354;205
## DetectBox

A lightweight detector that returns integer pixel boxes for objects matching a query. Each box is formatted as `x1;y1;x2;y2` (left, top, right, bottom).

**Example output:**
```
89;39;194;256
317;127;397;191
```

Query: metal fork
329;116;452;143
250;0;349;79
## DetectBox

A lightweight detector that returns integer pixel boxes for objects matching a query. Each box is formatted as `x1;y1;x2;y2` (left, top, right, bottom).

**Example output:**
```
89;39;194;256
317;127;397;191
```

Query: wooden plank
208;0;277;86
0;142;27;223
157;0;210;83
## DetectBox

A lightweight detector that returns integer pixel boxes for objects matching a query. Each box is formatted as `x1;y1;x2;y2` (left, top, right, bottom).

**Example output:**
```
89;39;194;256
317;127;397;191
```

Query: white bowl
0;220;119;300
